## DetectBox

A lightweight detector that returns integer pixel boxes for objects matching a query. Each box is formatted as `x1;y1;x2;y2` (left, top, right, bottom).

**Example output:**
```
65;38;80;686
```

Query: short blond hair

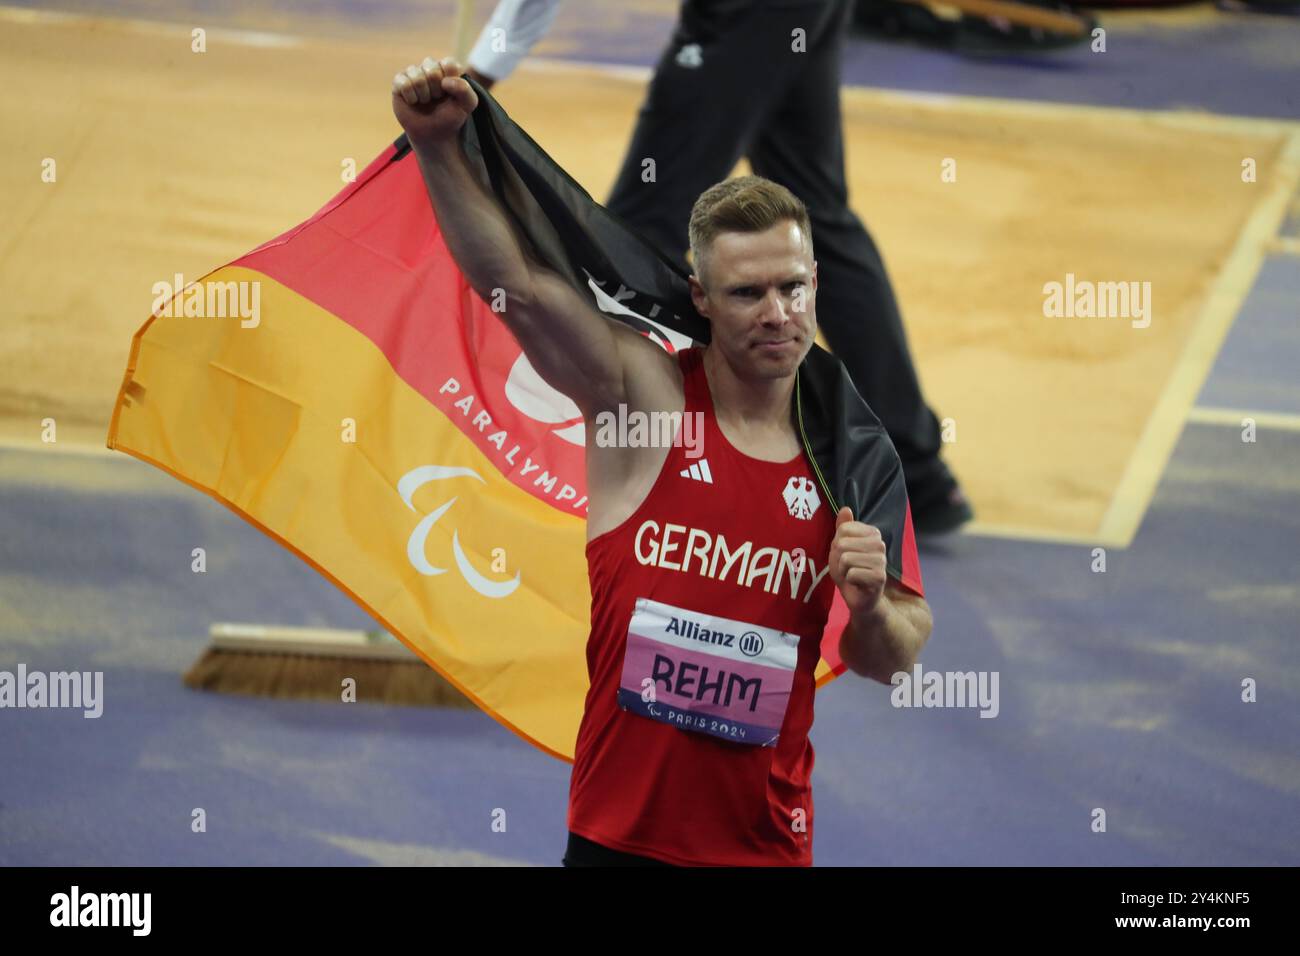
688;175;813;289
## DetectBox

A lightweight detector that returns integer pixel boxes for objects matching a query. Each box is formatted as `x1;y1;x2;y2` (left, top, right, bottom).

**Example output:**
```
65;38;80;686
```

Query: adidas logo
680;459;714;484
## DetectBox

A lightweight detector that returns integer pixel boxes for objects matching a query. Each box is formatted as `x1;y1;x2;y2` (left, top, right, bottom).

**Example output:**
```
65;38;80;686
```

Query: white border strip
1095;130;1300;547
4;5;1298;135
517;59;1300;137
0;4;303;47
962;522;1102;548
1188;407;1300;432
0;437;116;458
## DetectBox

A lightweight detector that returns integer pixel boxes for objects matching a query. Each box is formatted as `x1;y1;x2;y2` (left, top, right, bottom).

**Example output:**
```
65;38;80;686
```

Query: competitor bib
616;597;802;747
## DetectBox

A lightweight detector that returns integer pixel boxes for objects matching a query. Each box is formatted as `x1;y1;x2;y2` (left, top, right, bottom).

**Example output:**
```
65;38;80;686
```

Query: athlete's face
690;221;817;381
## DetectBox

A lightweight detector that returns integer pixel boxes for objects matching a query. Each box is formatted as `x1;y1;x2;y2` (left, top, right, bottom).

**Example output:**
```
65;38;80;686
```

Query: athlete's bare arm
392;56;682;535
839;581;932;684
828;507;933;684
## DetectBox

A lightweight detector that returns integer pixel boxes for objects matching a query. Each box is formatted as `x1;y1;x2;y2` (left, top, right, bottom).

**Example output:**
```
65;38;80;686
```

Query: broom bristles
183;648;475;709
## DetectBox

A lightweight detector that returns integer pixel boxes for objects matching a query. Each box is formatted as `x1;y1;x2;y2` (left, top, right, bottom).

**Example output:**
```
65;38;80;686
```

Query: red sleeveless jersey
569;346;841;866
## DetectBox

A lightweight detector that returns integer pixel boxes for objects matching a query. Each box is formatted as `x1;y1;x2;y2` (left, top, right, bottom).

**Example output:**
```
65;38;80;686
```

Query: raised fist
391;56;479;148
828;506;887;616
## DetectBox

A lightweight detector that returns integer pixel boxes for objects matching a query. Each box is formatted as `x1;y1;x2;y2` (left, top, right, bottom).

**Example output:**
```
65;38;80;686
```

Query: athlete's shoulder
608;326;687;415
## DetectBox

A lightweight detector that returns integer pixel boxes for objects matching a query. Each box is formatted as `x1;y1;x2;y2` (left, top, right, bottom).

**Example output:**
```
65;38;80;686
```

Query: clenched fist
391;56;479;148
828;506;887;616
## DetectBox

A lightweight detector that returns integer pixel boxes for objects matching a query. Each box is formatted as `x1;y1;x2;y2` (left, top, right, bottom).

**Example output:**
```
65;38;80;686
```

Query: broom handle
894;0;1091;36
208;623;410;658
210;623;383;641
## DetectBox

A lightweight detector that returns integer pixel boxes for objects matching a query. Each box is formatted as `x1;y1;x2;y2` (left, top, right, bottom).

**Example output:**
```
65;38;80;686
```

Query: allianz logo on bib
666;617;768;657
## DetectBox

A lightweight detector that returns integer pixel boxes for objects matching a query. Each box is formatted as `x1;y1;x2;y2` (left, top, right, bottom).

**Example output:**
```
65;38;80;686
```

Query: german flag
107;80;922;762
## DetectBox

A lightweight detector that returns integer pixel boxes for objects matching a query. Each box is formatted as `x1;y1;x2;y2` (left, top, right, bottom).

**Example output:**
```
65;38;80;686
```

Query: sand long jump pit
2;10;1297;544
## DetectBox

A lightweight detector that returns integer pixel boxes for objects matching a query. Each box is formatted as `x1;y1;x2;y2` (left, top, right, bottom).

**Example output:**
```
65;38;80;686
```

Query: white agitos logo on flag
399;465;521;599
414;275;699;597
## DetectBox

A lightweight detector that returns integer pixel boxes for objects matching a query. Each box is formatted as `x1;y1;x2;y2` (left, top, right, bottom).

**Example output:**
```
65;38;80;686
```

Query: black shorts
561;831;679;867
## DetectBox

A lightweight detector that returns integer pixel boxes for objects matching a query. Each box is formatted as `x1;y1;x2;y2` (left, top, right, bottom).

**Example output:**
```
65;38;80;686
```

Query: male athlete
392;56;933;867
462;0;972;535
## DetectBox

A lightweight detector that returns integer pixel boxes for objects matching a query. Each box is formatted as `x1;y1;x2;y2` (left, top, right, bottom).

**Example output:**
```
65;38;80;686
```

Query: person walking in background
465;0;973;534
